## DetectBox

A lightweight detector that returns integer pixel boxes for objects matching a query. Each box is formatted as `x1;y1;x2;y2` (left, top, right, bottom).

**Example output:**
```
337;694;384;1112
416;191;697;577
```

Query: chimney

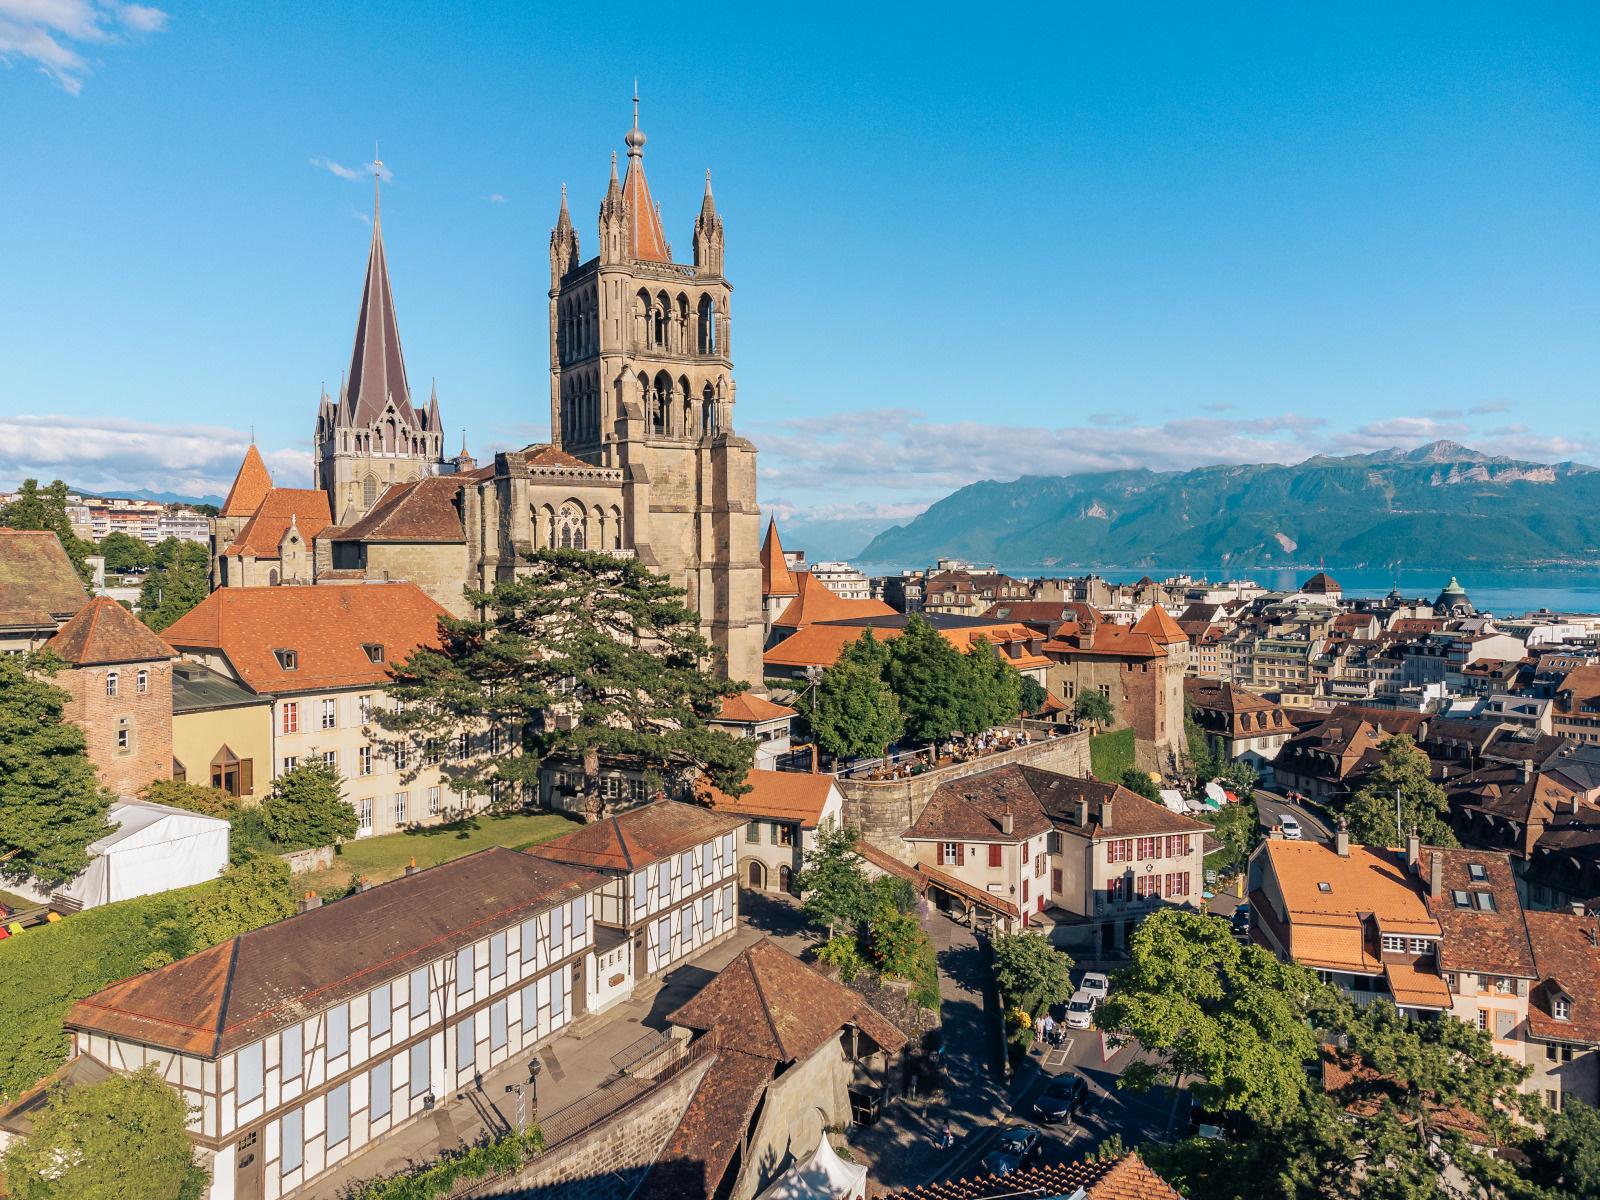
1406;828;1421;873
1101;796;1114;830
297;891;322;913
1521;758;1533;783
1335;816;1350;858
1076;797;1089;827
1429;851;1442;899
1002;810;1014;836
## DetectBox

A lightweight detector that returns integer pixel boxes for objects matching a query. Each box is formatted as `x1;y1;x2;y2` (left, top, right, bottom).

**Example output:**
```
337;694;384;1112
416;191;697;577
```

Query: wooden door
234;1127;264;1200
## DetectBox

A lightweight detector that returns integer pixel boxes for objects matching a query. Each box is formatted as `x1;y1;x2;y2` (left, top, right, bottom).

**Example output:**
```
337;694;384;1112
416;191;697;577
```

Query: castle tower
316;169;447;525
546;95;762;684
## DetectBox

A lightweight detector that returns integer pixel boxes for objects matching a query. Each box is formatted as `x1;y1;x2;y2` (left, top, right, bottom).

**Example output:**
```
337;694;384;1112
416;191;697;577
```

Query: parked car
1079;972;1110;1003
1230;903;1250;939
1033;1073;1090;1123
981;1125;1041;1176
1278;815;1303;840
1065;989;1097;1030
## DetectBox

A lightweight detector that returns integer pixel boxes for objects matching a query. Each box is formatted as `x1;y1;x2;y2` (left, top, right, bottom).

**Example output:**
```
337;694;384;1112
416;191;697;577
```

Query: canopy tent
1160;789;1207;816
1203;780;1231;808
754;1133;866;1200
9;798;230;910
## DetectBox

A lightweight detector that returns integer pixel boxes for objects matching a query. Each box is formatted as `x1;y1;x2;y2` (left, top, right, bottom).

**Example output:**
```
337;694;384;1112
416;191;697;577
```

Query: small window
1473;892;1497;912
371;1058;392;1122
105;670;118;697
409;967;429;1019
281;1022;303;1080
281;1107;304;1173
456;946;474;995
136;669;149;694
327;1003;349;1059
1468;863;1487;882
455;1018;474;1070
274;649;298;671
327;1082;350;1147
1555;997;1572;1020
116;722;131;753
428;786;441;816
409;1041;430;1097
1317;882;1332;893
370;982;391;1038
1452;890;1471;909
236;1042;263;1103
489;931;506;979
364;643;385;664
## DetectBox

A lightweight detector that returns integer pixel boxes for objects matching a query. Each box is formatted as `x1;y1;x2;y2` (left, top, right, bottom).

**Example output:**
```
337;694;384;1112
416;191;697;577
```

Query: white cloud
487;193;507;204
0;0;167;94
0;414;310;500
310;156;393;185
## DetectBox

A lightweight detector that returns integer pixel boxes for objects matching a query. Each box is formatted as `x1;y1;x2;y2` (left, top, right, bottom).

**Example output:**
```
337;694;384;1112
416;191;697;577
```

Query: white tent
55;798;229;909
754;1133;866;1200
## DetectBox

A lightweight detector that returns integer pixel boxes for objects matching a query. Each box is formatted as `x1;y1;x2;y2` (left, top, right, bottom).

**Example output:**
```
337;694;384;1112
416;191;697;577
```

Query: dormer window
364;643;385;664
274;649;298;671
1554;996;1571;1021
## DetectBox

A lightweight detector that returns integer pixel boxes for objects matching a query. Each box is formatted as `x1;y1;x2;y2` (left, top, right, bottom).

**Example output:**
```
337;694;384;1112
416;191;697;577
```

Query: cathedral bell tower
545;95;762;685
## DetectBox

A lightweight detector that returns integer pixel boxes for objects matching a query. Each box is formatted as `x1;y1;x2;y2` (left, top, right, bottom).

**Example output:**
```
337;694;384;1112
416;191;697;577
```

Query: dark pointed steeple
426;379;441;430
344;164;415;428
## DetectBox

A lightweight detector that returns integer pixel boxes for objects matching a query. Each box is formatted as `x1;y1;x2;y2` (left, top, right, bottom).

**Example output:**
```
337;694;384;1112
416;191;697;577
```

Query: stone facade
58;656;174;796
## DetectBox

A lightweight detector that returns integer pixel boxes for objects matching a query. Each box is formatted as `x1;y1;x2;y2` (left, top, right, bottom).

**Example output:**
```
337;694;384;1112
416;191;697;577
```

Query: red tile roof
222;488;333;558
335;475;466;543
772;572;896;630
622;140;670;263
759;518;798;597
1524;910;1600;1044
527;799;745;874
1131;603;1187;645
715;693;796;723
696;770;836;829
878;1152;1182;1199
161;581;448;694
45;597;173;666
520;443;593;469
220;444;273;517
903;767;1054;844
0;530;88;627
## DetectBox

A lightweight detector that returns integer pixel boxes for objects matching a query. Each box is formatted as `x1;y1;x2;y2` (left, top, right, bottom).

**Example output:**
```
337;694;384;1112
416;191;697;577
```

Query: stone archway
747;859;766;890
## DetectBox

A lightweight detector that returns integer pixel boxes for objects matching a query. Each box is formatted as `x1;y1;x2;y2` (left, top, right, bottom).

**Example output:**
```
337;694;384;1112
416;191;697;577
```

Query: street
1253;786;1331;844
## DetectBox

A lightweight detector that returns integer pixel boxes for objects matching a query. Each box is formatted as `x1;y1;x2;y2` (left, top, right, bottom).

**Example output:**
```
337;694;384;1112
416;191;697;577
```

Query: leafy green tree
812;660;902;760
1527;1098;1600;1196
1019;675;1048;714
260;759;357;847
1119;767;1161;802
1;1066;207;1200
138;539;209;632
837;627;893;676
1213;759;1260;795
1185;709;1220;783
1344;735;1458;849
867;905;926;977
0;479;94;581
1073;688;1115;732
991;930;1074;1014
380;549;753;798
0;654;114;884
867;872;919;917
795;818;868;937
187;855;297;947
955;638;1025;734
139;778;236;819
98;531;153;573
1097;909;1326;1133
1202;800;1262;876
885;615;968;743
815;934;868;983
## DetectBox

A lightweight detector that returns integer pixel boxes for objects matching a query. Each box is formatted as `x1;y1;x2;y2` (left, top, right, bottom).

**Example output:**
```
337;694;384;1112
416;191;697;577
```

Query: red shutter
988;844;1002;868
955;843;965;866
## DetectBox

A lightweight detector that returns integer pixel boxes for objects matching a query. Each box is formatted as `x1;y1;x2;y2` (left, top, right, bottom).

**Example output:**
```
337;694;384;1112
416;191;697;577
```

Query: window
1473;892;1497;912
281;1107;304;1174
1166;872;1190;897
136;669;149;694
551;909;568;960
1555;996;1572;1020
116;722;131;752
363;643;385;664
282;755;299;774
371;1058;392;1122
455;1018;474;1070
1477;1010;1489;1032
395;792;408;826
456;946;474;995
410;966;429;1019
777;824;794;847
428;786;441;816
746;821;761;844
320;698;336;729
321;750;337;770
680;904;695;946
1548;1089;1562;1111
1035;852;1046;876
1382;935;1407;953
358;798;372;833
701;895;717;937
105;670;118;697
656;915;672;957
358;694;373;723
236;1042;263;1103
490;932;506;979
1107;877;1128;903
987;844;1003;868
371;983;391;1038
281;1022;302;1079
395;742;409;771
281;702;299;734
523;916;543;968
359;745;373;776
1106;840;1132;864
409;1041;430;1097
1468;863;1487;882
941;842;962;866
1048;831;1062;854
491;999;508;1051
1135;875;1159;899
702;841;715;880
273;649;297;671
1496;1009;1516;1039
573;894;588;942
551;972;567;1022
1165;835;1189;858
327;1082;350;1147
1317;882;1333;893
1452;890;1471;909
327;1003;349;1059
1409;938;1433;955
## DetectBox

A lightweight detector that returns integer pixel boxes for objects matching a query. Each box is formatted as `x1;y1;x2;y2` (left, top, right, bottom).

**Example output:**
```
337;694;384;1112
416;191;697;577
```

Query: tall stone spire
621;88;669;263
694;167;724;273
344;163;414;428
551;181;579;280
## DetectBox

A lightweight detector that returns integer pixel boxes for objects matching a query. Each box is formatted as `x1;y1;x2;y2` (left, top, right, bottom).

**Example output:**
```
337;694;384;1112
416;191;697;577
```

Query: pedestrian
1042;1013;1055;1045
942;1120;954;1150
1035;1013;1047;1042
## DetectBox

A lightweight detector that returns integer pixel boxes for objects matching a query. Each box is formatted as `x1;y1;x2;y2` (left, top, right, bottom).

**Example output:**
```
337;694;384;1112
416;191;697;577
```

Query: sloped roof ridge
744;947;790;1059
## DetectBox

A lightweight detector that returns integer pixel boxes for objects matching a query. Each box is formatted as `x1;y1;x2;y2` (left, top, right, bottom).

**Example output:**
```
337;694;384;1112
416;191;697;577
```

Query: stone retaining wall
280;844;335;875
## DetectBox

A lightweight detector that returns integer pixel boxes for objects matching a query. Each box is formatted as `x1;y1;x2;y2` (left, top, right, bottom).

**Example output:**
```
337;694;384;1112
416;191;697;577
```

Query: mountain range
857;442;1600;571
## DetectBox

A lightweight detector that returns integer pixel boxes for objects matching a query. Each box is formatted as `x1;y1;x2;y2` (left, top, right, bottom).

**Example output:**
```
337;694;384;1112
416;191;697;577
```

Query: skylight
1317;882;1332;893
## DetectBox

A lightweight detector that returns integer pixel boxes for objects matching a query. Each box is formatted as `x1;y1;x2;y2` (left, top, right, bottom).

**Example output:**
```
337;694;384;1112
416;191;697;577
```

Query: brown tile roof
621;138;670;263
1524;910;1600;1045
715;693;796;723
668;938;908;1062
335;475;466;543
878;1152;1182;1199
527;799;745;874
696;770;836;829
1420;849;1535;977
45;597;173;666
903;764;1055;844
1028;771;1210;840
1302;571;1342;594
766;616;1048;673
772;572;896;631
759;518;798;597
518;443;593;470
635;1049;772;1200
1043;622;1166;660
222;488;333;558
161;581;448;694
220;444;273;517
0;530;87;627
1131;603;1187;645
916;861;1021;919
66;848;596;1057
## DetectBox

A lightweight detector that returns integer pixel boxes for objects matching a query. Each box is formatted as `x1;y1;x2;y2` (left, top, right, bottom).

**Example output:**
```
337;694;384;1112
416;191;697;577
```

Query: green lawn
0;887;34;913
1089;727;1136;783
301;810;582;896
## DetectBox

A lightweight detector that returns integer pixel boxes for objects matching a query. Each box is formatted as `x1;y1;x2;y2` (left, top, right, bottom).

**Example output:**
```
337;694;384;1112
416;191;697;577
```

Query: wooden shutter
955;843;965;866
239;759;254;797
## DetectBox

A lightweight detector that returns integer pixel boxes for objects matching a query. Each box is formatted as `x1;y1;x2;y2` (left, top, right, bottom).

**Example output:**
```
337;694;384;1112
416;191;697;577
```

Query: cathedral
211;103;763;685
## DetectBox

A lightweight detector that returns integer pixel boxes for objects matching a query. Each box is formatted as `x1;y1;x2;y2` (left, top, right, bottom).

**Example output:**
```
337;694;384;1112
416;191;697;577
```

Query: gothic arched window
363;475;378;508
557;502;586;550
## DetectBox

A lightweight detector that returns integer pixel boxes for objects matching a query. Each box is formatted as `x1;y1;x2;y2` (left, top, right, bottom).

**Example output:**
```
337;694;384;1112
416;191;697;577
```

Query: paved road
1254;786;1331;843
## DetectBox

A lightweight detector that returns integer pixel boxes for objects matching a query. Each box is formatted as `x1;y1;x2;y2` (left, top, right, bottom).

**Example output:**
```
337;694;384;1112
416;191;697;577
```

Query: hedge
1089;727;1137;784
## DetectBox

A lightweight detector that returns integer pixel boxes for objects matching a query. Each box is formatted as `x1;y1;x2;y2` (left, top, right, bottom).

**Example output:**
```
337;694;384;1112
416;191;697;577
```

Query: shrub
343;1127;545;1200
815;935;868;983
140;778;237;819
261;759;357;848
1089;728;1136;783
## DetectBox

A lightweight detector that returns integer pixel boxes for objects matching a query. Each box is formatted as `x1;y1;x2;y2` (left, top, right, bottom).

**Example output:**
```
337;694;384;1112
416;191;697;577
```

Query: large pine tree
381;549;753;800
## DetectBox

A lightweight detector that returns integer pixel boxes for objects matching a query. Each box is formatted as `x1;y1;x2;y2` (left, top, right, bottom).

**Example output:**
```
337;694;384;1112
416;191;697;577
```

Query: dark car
1231;903;1250;939
1032;1073;1090;1123
981;1125;1040;1176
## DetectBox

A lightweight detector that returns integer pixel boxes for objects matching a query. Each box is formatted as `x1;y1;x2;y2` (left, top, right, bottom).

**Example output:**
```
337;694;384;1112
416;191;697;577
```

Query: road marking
1044;1048;1071;1068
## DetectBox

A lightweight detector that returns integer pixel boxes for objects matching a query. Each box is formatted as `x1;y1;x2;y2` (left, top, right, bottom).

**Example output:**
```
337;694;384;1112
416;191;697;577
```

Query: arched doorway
747;860;766;890
778;864;792;895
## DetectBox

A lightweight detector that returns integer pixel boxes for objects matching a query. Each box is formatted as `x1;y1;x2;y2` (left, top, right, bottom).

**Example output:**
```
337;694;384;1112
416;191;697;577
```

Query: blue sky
2;3;1597;522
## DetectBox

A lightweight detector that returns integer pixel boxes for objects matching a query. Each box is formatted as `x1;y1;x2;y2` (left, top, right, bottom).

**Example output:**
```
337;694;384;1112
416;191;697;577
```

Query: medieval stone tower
547;98;763;685
315;175;448;525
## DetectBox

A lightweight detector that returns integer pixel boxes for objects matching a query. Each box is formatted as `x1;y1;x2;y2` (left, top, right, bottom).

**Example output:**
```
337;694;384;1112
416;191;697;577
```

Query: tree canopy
0;654;114;884
380;549;753;797
811;658;902;761
884;616;968;743
1344;735;1458;849
1119;767;1161;802
955;637;1024;735
992;930;1075;1014
1074;688;1115;731
0;479;94;581
0;1066;207;1200
260;759;358;847
138;539;209;632
795;818;869;938
138;778;237;819
98;531;153;574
